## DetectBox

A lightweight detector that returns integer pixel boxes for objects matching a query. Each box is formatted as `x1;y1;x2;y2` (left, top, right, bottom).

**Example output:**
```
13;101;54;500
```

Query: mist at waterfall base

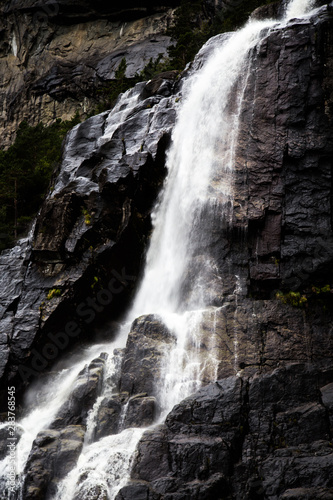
0;0;320;498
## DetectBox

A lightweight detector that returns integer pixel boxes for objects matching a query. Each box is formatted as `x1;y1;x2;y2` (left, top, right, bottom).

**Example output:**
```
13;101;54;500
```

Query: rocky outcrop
233;8;333;297
23;425;85;499
179;5;333;303
116;363;333;499
119;314;176;396
0;0;178;148
0;71;180;406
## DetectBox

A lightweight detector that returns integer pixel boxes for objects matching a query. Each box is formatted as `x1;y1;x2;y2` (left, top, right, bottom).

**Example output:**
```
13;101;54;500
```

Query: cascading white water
129;24;255;317
124;0;318;417
0;341;124;499
0;1;319;498
285;0;316;19
53;354;145;500
54;427;145;500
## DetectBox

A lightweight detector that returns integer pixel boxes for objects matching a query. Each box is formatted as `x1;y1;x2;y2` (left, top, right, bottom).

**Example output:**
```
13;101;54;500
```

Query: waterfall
129;21;266;318
285;0;316;19
123;0;318;416
0;0;319;498
0;342;116;498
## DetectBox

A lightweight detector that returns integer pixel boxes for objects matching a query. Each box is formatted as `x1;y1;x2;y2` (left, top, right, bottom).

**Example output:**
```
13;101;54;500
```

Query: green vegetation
276;291;307;308
312;284;331;294
0;114;80;250
166;0;206;69
46;288;62;301
276;284;332;309
91;276;99;290
81;207;92;225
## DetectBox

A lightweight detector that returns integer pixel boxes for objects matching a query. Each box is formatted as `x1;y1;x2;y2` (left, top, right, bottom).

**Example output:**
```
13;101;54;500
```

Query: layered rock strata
0;0;178;148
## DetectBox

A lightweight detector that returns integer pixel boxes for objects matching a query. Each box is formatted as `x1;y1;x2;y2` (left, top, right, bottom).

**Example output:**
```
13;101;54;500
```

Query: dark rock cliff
0;1;332;500
119;364;333;499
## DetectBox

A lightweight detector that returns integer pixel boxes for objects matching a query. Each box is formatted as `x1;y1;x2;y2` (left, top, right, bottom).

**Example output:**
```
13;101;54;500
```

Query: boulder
93;394;124;441
50;354;107;428
119;314;176;396
23;425;85;499
122;393;156;429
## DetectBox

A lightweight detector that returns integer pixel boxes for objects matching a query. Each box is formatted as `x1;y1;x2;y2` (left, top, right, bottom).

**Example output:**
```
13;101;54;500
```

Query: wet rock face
232;9;333;297
233;363;333;500
117;363;333;500
86;316;169;443
119;314;176;396
122;394;156;429
0;0;178;148
93;394;124;440
50;354;107;428
0;73;179;404
133;376;246;486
